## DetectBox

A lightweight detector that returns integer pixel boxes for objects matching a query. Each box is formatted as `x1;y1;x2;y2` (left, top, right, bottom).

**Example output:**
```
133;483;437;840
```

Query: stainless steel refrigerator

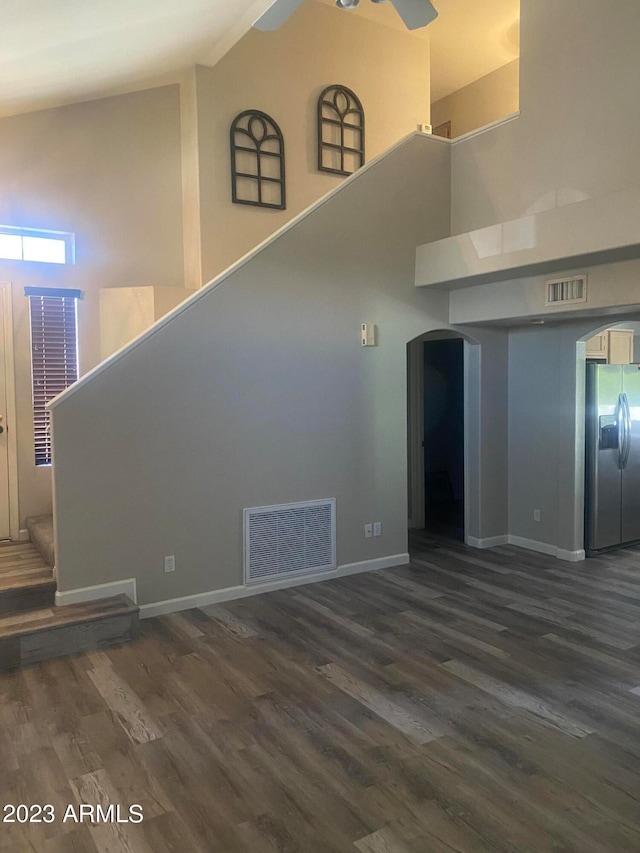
585;363;640;554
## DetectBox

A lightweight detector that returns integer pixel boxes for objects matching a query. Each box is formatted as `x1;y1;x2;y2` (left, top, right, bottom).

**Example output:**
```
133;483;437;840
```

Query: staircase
0;517;139;671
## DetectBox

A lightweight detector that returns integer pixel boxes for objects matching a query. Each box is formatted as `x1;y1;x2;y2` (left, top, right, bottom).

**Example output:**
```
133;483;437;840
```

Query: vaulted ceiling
0;0;518;116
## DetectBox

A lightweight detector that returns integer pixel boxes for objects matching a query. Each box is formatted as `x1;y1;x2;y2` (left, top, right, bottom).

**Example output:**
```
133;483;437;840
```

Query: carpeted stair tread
25;514;55;568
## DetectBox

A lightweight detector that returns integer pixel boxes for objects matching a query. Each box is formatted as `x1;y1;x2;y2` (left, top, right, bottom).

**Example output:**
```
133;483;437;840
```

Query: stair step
0;595;139;671
25;514;55;568
0;542;55;614
0;577;57;615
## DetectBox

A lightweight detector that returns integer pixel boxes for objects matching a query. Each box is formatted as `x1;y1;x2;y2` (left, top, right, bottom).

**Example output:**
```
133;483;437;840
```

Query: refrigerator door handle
616;393;625;468
622;392;632;469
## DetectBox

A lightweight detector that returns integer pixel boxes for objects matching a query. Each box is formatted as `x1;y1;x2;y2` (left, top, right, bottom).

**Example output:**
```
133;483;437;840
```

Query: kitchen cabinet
586;329;634;364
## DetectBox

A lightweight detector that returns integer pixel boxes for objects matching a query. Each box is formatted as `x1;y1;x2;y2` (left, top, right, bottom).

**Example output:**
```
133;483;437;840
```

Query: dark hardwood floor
2;532;640;852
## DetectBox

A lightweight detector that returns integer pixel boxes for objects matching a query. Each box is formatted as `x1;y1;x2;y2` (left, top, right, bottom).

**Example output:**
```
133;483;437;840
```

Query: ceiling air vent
244;499;336;585
545;275;587;306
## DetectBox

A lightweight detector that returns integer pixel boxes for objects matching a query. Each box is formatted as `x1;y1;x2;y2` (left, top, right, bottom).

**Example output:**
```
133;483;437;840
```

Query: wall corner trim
55;577;138;606
466;535;509;548
556;547;586;563
508;535;585;562
138;553;409;619
450;111;520;146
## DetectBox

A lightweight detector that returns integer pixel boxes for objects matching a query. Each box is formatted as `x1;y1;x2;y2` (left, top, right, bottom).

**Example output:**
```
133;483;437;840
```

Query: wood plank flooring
0;542;55;615
0;595;140;671
2;532;640;851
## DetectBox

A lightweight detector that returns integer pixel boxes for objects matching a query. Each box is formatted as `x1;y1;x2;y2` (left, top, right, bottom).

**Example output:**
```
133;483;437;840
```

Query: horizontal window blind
28;293;79;466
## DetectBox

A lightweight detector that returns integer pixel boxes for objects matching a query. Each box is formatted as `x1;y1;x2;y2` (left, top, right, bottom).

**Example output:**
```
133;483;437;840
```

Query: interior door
0;292;10;539
621;365;640;543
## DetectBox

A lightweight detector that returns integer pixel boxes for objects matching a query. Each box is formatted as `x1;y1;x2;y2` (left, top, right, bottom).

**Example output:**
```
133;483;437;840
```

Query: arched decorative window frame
317;85;365;176
230;110;286;210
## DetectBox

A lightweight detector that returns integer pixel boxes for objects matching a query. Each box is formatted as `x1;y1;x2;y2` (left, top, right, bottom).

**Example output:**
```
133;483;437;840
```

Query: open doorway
423;339;464;539
408;331;472;543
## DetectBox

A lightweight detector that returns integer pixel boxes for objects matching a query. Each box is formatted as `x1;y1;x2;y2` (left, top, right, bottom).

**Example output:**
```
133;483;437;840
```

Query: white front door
0;290;11;540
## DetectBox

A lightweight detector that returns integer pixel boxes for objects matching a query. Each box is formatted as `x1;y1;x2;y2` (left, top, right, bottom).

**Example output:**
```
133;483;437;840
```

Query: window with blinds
27;288;80;466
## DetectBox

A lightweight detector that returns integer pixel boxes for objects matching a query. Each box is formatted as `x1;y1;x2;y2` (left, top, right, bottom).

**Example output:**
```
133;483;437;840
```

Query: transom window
0;226;74;265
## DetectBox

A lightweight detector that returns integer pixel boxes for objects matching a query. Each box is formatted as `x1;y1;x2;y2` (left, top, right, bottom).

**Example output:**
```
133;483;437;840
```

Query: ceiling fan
253;0;438;33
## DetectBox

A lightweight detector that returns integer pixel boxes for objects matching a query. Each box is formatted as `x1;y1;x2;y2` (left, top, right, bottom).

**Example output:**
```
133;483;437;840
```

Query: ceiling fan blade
390;0;438;30
253;0;307;31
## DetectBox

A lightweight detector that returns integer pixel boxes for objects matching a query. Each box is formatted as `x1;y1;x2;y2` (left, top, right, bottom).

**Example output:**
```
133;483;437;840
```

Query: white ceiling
0;0;518;117
316;0;520;102
0;0;275;116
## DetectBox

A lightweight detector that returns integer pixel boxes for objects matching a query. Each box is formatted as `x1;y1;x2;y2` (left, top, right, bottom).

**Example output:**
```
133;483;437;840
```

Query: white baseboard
466;535;508;549
507;535;558;557
55;577;138;606
507;535;585;562
18;528;29;542
139;553;410;620
467;534;585;562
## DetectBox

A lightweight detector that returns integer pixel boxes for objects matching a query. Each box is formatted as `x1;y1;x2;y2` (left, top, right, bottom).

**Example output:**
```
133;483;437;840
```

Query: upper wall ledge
416;185;640;290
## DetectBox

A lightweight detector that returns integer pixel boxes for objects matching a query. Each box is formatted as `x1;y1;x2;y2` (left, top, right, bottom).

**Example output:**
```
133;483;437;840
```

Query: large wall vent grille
545;275;587;306
244;499;336;585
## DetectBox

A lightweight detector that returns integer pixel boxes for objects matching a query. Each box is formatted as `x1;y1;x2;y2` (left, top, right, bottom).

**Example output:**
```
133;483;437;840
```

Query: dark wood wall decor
317;85;365;176
230;110;286;209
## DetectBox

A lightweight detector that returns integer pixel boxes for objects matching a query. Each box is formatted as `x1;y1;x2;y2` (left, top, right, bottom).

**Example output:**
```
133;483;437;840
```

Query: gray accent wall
52;136;509;604
507;316;640;554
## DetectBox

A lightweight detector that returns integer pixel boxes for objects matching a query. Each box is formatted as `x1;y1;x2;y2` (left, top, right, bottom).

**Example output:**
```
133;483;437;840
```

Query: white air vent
545;275;587;306
244;499;336;585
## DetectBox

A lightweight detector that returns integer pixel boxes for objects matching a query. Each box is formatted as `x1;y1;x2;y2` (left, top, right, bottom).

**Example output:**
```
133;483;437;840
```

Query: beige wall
431;59;519;139
195;0;431;281
51;136;509;605
0;86;185;526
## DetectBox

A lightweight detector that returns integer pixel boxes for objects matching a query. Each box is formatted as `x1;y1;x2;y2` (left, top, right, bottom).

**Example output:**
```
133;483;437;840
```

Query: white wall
449;258;640;326
51;136;509;606
0;86;185;525
451;0;640;234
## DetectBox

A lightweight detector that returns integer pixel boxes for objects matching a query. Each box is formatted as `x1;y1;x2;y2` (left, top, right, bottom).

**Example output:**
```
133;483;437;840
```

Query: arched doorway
407;329;481;543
